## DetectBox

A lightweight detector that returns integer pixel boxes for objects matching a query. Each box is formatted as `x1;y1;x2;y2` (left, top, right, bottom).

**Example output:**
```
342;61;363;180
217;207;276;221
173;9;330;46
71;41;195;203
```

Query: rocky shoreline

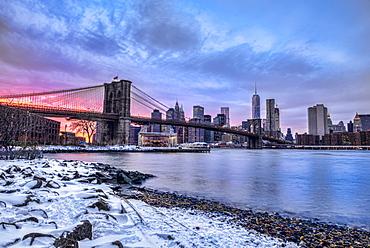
118;187;370;248
77;161;370;247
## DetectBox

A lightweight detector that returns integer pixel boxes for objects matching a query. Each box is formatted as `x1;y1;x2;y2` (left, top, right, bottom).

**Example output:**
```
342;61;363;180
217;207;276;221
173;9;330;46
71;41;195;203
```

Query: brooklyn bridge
0;80;286;148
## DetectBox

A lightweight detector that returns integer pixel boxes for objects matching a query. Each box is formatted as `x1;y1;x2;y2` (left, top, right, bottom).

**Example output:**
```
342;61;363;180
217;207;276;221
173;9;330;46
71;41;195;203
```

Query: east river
45;149;370;231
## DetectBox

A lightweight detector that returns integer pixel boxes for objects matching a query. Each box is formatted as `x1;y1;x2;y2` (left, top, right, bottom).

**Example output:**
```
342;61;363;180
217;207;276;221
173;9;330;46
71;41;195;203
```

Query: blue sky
1;0;370;134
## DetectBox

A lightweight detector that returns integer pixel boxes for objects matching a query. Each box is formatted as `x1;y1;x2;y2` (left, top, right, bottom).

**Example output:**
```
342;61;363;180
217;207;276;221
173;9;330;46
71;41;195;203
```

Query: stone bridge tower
246;119;262;149
101;80;131;145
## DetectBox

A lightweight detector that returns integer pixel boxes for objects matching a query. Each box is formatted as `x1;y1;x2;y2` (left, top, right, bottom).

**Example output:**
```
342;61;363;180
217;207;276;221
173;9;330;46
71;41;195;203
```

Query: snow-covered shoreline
0;158;296;247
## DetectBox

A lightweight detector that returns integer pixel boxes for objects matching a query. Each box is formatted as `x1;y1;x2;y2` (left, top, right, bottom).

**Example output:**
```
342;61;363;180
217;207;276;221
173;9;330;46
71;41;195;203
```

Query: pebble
125;187;370;248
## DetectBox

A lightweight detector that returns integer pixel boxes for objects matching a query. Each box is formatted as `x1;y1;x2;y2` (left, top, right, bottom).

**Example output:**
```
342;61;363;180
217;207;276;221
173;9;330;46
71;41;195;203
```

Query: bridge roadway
1;104;285;143
129;116;285;144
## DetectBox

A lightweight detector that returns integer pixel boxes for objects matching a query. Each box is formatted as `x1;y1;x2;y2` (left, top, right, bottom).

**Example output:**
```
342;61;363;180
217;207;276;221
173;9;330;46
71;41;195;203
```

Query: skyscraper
220;107;230;127
150;109;162;132
265;99;276;132
252;83;260;119
275;105;280;132
193;105;204;120
308;104;328;138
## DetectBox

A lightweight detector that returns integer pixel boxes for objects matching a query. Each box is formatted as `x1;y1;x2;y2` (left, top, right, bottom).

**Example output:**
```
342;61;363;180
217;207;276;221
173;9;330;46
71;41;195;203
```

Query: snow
0;159;297;247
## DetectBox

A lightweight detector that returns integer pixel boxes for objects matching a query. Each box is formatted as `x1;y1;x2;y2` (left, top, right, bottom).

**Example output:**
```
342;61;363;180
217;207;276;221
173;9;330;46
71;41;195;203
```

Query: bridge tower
101;80;132;145
246;119;263;149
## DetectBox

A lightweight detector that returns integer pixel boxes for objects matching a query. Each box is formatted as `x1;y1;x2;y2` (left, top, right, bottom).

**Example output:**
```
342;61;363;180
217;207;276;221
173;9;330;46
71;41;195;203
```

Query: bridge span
0;79;286;148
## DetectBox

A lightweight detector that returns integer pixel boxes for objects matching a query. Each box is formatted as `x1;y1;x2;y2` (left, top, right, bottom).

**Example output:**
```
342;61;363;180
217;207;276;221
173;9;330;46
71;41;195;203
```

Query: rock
117;172;131;184
54;220;92;248
88;198;110;211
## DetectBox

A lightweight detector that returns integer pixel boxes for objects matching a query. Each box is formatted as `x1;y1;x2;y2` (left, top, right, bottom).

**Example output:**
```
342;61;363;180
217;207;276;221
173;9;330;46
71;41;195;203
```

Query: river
45;149;370;231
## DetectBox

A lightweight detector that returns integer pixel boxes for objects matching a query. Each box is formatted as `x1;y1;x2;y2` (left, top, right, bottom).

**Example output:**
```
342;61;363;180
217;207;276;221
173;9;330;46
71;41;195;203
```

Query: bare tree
71;120;97;144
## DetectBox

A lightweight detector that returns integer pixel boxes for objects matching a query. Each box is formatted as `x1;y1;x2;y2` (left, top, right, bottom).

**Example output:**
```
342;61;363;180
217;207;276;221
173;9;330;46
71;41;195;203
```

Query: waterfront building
308;104;328;139
296;133;320;145
221;107;230;127
0;105;60;145
138;132;177;147
129;126;141;145
252;83;260;119
322;131;370;145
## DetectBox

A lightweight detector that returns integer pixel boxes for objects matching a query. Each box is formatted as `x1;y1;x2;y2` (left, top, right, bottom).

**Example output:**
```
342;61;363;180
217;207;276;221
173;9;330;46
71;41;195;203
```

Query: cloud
129;1;202;54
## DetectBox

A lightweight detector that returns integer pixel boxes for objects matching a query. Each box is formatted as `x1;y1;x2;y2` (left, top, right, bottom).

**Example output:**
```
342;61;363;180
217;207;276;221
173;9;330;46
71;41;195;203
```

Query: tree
71;120;97;144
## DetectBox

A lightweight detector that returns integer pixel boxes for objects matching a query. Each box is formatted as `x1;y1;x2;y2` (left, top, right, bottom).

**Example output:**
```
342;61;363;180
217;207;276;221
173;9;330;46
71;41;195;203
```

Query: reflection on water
45;149;370;230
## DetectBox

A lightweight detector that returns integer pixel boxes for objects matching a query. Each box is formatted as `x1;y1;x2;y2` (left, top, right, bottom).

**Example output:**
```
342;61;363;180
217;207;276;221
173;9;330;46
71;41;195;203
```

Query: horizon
1;0;370;134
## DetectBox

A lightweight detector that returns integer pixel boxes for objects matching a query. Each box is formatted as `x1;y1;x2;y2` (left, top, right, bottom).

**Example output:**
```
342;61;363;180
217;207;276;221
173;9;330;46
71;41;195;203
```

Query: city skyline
1;1;370;134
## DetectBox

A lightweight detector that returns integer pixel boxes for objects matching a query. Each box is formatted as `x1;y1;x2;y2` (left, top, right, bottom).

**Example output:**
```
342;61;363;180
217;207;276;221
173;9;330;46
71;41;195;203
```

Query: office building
353;113;362;132
308;104;328;138
265;99;276;133
252;83;260;119
221;107;230;127
347;121;354;133
188;117;205;143
213;114;226;127
275;106;280;132
359;114;370;131
193;105;204;120
150;109;162;132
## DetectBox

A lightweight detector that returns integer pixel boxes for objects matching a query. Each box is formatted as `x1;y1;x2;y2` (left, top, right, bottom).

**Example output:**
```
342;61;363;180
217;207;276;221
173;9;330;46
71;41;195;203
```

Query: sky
1;0;370;134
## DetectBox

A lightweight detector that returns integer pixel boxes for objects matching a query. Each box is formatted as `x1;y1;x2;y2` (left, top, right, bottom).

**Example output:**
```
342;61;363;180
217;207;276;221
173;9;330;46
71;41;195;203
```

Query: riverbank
1;158;369;247
0;158;295;247
41;145;210;153
129;187;370;247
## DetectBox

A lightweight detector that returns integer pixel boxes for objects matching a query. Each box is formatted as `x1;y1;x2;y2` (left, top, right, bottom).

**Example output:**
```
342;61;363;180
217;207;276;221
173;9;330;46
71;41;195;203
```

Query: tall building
353;113;362;132
193;105;204;120
275;105;280;132
265;99;276;132
252;83;260;119
213;114;226;127
188;117;204;142
347;120;354;133
203;115;214;143
221;107;230;127
359;114;370;131
188;105;205;143
150;109;162;132
308;104;328;138
165;101;186;143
